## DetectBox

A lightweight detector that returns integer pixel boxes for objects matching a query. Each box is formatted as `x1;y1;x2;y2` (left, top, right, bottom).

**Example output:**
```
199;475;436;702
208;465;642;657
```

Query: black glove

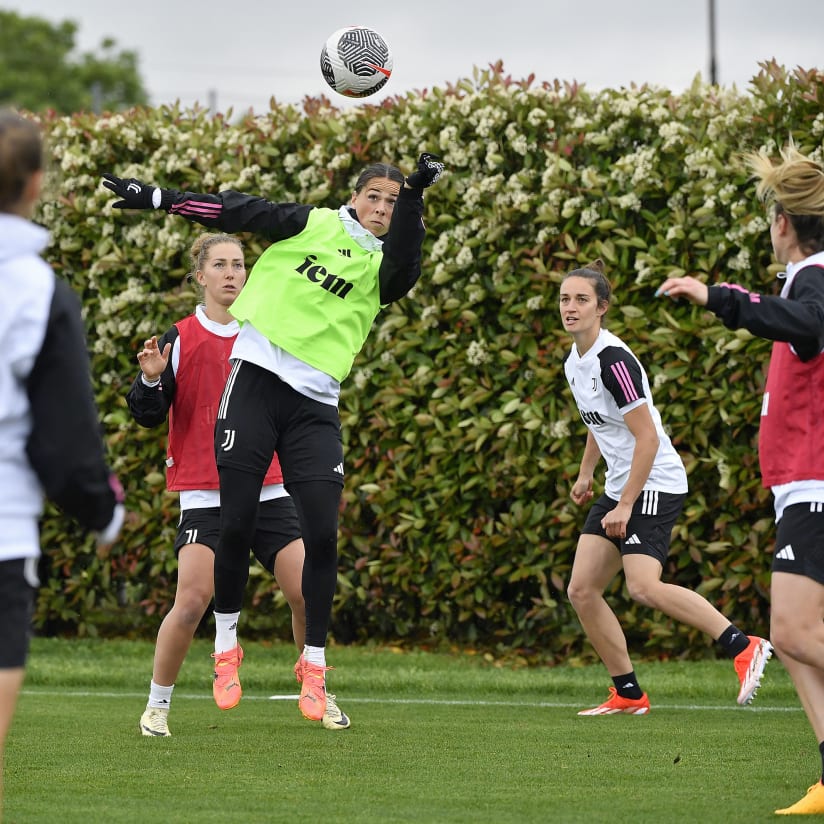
405;153;445;189
101;173;159;209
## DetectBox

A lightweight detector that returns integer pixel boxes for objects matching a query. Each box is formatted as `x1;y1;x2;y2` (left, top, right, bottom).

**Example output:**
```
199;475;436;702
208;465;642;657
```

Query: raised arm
102;173;312;240
378;153;444;303
126;329;178;428
656;268;824;362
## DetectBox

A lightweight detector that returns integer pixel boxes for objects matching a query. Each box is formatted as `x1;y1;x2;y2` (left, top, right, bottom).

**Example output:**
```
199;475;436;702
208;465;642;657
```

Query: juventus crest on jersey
564;328;688;500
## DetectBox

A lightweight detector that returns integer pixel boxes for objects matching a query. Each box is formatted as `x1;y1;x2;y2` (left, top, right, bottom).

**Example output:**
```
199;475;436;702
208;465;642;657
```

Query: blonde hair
188;232;242;275
746;144;824;255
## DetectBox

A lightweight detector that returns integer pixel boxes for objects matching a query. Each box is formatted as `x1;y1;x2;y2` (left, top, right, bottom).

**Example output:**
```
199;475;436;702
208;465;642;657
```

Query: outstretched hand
137;336;171;382
101;173;158;210
655;276;709;306
405;153;445;189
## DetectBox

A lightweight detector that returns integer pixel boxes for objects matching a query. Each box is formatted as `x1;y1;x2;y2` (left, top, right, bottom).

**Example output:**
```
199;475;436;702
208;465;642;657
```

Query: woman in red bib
658;144;824;815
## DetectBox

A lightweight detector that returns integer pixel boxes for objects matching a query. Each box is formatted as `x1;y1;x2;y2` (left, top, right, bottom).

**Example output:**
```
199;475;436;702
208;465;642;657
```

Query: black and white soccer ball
320;26;393;98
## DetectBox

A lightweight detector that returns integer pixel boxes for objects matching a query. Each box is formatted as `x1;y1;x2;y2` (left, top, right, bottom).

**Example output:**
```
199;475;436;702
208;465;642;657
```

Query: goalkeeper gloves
405;153;445;189
102;173;167;210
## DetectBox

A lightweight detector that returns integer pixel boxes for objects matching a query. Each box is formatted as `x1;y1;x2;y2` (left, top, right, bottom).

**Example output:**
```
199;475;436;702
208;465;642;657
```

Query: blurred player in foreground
0;109;124;818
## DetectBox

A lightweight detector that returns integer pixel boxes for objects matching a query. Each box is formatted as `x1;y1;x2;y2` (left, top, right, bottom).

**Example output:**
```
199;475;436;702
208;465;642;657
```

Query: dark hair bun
584;258;606;274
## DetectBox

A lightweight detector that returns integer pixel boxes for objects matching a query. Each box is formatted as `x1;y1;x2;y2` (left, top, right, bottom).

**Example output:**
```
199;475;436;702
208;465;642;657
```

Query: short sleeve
599;346;646;411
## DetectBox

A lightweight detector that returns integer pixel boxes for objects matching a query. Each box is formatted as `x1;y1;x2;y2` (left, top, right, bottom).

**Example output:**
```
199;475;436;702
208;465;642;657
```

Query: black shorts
174;497;302;572
773;502;824;585
215;360;344;487
581;491;686;566
0;557;39;669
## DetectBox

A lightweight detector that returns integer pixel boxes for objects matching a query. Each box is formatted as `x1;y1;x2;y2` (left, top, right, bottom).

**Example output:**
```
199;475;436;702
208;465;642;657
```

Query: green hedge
32;61;824;661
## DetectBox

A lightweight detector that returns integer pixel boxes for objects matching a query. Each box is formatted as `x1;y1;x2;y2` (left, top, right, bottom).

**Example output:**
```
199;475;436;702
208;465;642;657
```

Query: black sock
819;741;824;785
716;625;750;657
612;672;644;699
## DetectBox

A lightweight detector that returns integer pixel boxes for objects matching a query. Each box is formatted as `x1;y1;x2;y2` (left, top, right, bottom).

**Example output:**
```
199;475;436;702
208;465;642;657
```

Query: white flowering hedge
33;62;824;660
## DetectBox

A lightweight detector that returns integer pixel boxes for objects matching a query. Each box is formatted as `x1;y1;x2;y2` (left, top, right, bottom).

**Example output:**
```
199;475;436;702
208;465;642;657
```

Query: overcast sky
7;0;824;113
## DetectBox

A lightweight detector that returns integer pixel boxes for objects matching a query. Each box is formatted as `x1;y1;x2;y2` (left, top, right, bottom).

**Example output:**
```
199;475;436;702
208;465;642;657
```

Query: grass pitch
4;638;814;823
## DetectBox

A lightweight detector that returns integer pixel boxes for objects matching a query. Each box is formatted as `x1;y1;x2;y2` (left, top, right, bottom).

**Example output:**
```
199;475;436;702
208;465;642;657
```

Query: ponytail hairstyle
746;143;824;256
563;258;612;317
0;109;42;213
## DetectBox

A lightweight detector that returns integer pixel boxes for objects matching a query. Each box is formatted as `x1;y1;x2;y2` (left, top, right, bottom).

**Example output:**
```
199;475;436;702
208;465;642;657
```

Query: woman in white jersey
127;233;348;735
103;152;444;721
560;259;771;716
658;144;824;816
0;110;123;818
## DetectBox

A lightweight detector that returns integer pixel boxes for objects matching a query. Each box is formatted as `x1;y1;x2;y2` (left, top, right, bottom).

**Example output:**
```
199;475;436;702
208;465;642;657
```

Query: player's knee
770;618;805;661
302;526;338;566
287;480;341;564
275;568;305;613
221;517;253;547
171;591;211;627
567;579;595;611
284;589;305;616
625;580;657;608
217;520;257;571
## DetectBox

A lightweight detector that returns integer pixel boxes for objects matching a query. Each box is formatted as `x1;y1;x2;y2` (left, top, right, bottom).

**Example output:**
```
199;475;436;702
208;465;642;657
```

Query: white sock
148;681;174;710
214;611;240;653
303;645;326;667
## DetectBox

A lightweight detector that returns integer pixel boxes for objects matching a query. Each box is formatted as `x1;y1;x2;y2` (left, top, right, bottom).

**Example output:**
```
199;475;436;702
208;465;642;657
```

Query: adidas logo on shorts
775;544;795;561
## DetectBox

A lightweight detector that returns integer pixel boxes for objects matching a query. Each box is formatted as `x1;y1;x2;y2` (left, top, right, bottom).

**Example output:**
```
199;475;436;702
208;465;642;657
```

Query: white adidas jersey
564;328;687;500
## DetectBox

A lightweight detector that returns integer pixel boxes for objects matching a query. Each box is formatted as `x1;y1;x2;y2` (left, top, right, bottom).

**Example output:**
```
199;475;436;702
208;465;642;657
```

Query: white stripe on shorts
23;556;40;588
641;489;659;516
217;360;242;420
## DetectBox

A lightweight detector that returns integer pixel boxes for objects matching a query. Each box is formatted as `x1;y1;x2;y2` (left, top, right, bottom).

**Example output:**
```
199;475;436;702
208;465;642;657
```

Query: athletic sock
214;610;240;653
819;740;824;784
716;624;750;657
612;671;644;699
148;680;174;710
303;645;326;667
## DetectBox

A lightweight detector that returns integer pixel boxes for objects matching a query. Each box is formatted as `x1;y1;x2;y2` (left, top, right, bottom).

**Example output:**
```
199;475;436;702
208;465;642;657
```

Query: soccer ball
320;26;393;98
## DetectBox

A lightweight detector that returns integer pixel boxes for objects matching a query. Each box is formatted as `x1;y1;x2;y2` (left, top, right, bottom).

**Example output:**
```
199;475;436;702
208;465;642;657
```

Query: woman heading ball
103;151;444;721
